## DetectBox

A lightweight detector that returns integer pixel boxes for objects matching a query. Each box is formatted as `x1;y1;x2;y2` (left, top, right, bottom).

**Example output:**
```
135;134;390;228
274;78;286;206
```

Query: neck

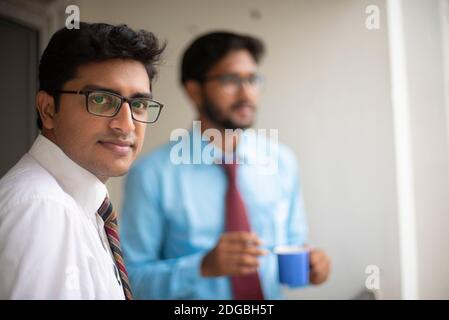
41;129;109;184
198;114;241;154
41;129;57;145
97;175;109;184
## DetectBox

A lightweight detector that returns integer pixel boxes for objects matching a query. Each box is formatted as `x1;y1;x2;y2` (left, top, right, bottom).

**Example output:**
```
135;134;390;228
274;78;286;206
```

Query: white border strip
386;0;419;300
439;0;449;182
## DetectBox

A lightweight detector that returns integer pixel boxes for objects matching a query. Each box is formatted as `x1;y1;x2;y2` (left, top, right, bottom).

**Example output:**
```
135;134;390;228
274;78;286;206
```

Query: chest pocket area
241;173;290;248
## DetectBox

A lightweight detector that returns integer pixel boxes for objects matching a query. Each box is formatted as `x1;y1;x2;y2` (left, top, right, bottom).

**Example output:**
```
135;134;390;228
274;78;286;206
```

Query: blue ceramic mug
274;245;310;287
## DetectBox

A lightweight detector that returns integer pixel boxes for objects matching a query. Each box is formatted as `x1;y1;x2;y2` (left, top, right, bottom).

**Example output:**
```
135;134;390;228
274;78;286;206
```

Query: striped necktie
97;197;133;300
222;162;265;300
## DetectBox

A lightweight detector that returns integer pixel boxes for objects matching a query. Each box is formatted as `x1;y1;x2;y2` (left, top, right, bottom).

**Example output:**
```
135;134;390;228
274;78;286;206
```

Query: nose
236;80;257;100
109;101;135;134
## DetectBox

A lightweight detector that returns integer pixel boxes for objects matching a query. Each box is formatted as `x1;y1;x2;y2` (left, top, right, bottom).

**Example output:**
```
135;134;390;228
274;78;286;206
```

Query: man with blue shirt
120;31;331;299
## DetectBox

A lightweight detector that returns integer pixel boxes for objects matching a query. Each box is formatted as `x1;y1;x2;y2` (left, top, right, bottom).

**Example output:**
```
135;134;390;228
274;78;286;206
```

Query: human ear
184;80;204;109
36;90;56;130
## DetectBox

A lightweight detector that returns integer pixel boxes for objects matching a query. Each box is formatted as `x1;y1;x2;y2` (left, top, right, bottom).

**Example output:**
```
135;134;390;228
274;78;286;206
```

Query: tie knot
222;162;238;181
98;196;116;223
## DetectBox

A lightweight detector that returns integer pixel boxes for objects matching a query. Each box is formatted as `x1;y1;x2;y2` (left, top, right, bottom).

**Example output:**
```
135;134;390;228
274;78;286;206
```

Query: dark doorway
0;17;38;177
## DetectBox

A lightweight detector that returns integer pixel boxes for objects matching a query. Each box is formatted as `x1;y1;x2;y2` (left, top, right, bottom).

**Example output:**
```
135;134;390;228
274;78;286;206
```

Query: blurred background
1;0;449;299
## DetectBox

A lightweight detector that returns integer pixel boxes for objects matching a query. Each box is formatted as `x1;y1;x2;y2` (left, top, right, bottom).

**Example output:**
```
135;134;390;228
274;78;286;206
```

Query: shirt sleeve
283;149;309;246
120;163;207;299
0;198;97;299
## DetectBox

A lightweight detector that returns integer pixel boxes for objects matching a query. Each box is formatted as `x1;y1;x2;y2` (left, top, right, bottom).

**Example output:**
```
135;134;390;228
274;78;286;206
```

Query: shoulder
253;137;301;190
275;143;302;193
246;131;299;175
0;185;80;269
277;142;299;174
0;154;78;217
0;155;80;254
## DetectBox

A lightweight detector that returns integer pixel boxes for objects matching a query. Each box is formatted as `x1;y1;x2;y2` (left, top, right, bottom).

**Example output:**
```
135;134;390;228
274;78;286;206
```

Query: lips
98;140;134;156
234;105;254;118
232;103;255;111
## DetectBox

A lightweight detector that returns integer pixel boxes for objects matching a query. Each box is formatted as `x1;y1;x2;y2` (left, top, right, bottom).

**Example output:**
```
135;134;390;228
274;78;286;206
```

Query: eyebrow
209;72;259;78
81;85;153;99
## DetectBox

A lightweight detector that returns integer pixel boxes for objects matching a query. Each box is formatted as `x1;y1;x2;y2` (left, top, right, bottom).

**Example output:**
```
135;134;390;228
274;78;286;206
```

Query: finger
310;261;330;283
311;253;329;269
310;249;327;265
216;254;246;275
309;249;321;264
311;260;331;279
311;261;327;275
223;255;259;275
243;246;268;256
225;231;261;245
310;272;327;284
224;242;267;256
235;254;260;268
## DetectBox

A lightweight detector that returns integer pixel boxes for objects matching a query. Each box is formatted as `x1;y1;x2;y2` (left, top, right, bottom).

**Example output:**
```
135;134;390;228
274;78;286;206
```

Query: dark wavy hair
37;22;165;130
180;31;265;85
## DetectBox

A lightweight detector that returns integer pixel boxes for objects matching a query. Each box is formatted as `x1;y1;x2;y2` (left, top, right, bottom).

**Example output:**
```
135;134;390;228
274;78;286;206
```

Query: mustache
231;101;256;111
99;132;136;145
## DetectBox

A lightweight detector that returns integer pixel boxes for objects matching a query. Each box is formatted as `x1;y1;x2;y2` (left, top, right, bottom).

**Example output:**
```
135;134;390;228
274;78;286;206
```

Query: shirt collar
28;134;108;218
190;126;266;165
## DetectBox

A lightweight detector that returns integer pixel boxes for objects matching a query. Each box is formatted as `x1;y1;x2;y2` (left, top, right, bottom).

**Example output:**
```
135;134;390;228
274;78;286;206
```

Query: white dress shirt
0;135;125;299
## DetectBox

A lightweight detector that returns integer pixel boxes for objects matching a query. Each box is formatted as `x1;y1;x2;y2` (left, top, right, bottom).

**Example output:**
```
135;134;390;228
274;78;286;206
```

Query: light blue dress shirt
120;126;308;299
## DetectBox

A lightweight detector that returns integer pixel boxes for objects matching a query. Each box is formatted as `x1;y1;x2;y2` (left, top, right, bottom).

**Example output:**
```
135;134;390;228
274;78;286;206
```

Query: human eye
90;92;113;105
131;99;150;114
217;74;239;85
248;74;259;84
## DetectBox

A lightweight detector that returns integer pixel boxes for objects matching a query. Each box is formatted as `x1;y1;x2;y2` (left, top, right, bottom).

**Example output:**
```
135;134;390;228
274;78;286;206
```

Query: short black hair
180;31;265;85
37;22;165;130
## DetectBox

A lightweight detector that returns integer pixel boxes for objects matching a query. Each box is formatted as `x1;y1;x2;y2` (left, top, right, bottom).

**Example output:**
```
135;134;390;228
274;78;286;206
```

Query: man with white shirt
0;22;165;299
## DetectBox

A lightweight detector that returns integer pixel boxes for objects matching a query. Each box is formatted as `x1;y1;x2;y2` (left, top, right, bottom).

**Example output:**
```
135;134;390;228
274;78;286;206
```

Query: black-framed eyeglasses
55;90;164;123
203;74;264;94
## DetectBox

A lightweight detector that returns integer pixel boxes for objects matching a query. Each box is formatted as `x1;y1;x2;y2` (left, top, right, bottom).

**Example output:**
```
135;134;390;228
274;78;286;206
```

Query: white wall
257;0;401;299
75;0;401;299
71;0;449;299
3;0;448;300
401;0;449;299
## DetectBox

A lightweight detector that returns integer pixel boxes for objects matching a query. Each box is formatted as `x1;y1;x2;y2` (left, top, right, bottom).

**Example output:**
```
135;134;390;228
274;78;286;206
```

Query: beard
201;92;256;130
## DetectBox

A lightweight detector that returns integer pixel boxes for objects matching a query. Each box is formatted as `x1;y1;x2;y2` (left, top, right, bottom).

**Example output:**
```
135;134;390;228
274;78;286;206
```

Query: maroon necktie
222;162;264;300
98;197;133;300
